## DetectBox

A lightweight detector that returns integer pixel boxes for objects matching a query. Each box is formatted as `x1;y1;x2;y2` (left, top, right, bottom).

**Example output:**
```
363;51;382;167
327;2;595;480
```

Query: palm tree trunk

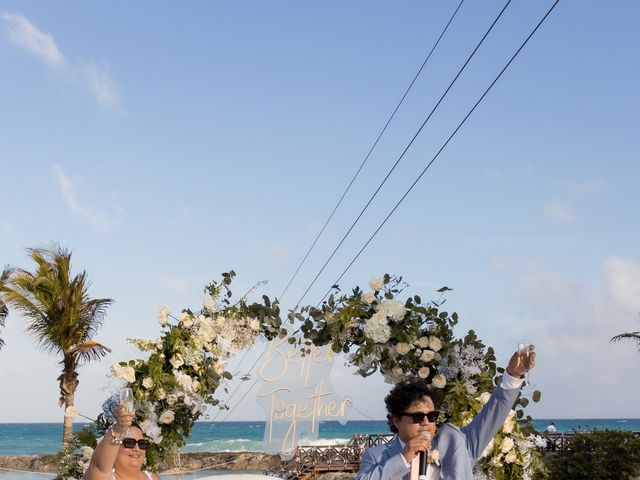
62;392;75;445
60;359;79;446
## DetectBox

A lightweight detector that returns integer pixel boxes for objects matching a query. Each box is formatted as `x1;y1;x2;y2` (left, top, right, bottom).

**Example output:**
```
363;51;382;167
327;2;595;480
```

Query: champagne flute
120;387;135;413
517;339;534;387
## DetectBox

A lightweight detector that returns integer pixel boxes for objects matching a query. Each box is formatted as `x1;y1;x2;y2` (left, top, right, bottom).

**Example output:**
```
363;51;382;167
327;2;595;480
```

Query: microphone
418;431;431;480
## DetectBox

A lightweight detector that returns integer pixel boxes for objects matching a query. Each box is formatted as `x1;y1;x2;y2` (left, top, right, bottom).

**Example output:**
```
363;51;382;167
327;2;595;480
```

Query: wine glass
119;387;135;413
517;339;534;387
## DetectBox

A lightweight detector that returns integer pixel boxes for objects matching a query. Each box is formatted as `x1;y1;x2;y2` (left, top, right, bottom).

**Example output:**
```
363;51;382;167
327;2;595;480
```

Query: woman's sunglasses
401;411;439;424
122;438;150;450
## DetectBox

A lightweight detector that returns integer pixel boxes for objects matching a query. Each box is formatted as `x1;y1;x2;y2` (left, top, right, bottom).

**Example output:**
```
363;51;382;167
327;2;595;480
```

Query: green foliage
546;430;640;480
52;428;97;480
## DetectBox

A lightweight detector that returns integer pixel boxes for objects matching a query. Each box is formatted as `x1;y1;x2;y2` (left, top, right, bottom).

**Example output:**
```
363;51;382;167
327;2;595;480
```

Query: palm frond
610;331;640;351
73;340;112;364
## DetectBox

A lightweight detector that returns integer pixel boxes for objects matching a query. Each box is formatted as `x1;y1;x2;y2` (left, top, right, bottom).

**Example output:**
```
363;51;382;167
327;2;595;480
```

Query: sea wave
298;438;350;447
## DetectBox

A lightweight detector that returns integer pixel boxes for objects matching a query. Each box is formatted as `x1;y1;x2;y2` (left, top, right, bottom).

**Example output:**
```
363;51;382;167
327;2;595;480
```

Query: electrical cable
293;0;514;309
317;0;561;305
278;0;466;303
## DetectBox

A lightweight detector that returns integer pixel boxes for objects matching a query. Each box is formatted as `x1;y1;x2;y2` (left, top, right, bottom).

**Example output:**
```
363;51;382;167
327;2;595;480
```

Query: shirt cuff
500;370;524;390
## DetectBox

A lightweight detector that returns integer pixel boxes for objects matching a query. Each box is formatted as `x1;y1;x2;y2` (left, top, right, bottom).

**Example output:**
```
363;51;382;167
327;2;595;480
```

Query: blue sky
1;1;639;424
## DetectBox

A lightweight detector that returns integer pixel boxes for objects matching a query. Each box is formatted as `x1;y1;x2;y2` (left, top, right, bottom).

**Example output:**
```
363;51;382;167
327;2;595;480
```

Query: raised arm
83;404;133;480
461;348;535;460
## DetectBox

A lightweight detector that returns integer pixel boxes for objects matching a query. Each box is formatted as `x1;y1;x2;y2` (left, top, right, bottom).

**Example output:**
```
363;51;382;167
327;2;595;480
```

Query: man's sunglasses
401;411;439;424
122;438;150;450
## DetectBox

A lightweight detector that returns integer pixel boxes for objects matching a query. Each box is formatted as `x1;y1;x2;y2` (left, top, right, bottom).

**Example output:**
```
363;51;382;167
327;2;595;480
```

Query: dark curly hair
384;379;443;433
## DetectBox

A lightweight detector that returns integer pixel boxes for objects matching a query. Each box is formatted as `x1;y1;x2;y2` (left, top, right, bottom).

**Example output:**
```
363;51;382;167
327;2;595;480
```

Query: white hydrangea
363;312;391;343
375;300;406;321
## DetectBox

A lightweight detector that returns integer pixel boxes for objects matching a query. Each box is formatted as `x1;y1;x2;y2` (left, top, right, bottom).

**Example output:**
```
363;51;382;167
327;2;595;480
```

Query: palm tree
0;300;7;350
0;245;113;445
611;331;640;351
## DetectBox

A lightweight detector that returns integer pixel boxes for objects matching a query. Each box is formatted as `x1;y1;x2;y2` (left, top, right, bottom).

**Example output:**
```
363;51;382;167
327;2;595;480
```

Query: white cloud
271;245;293;263
54;165;115;230
158;273;189;296
1;12;120;110
544;202;574;222
604;257;640;312
496;257;640;417
568;180;605;197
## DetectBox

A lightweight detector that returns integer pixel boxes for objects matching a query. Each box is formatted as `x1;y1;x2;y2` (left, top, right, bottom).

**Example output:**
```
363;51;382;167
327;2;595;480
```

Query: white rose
500;436;515;453
166;393;178;405
502;419;514;434
376;300;406;321
191;380;201;392
248;318;261;331
417;336;430;348
362;292;376;304
180;311;194;328
122;366;136;383
504;450;518;464
395;342;413;355
363;312;391;343
418;367;430;378
81;446;94;459
142;377;154;389
156;388;166;400
158;306;169;326
431;373;447;389
158;410;175;424
392;367;404;378
110;363;123;378
429;336;443;352
420;349;435;363
170;353;184;369
369;277;384;291
64;406;78;418
476;392;491;405
212;360;225;375
481;438;494;458
204;296;215;311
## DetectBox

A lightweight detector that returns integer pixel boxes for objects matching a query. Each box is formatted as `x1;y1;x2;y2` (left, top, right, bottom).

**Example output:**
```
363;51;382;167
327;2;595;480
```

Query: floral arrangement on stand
110;271;285;467
294;274;546;480
56;271;285;477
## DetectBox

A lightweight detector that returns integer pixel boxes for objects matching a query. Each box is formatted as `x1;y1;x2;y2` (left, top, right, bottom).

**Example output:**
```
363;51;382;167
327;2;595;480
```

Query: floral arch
62;272;545;480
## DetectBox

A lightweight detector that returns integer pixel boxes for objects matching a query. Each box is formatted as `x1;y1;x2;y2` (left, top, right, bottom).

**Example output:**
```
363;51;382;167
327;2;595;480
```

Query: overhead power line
294;0;514;309
278;0;466;303
317;0;561;304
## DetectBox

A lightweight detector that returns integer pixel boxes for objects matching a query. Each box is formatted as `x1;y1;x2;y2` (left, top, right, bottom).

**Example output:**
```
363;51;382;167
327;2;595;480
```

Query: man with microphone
356;348;534;480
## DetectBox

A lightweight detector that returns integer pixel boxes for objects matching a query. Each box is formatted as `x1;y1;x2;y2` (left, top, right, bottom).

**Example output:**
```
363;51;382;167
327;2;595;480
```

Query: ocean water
1;419;639;457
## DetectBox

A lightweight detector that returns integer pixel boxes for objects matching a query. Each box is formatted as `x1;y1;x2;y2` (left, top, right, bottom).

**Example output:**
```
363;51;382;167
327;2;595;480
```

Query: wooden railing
268;431;640;479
